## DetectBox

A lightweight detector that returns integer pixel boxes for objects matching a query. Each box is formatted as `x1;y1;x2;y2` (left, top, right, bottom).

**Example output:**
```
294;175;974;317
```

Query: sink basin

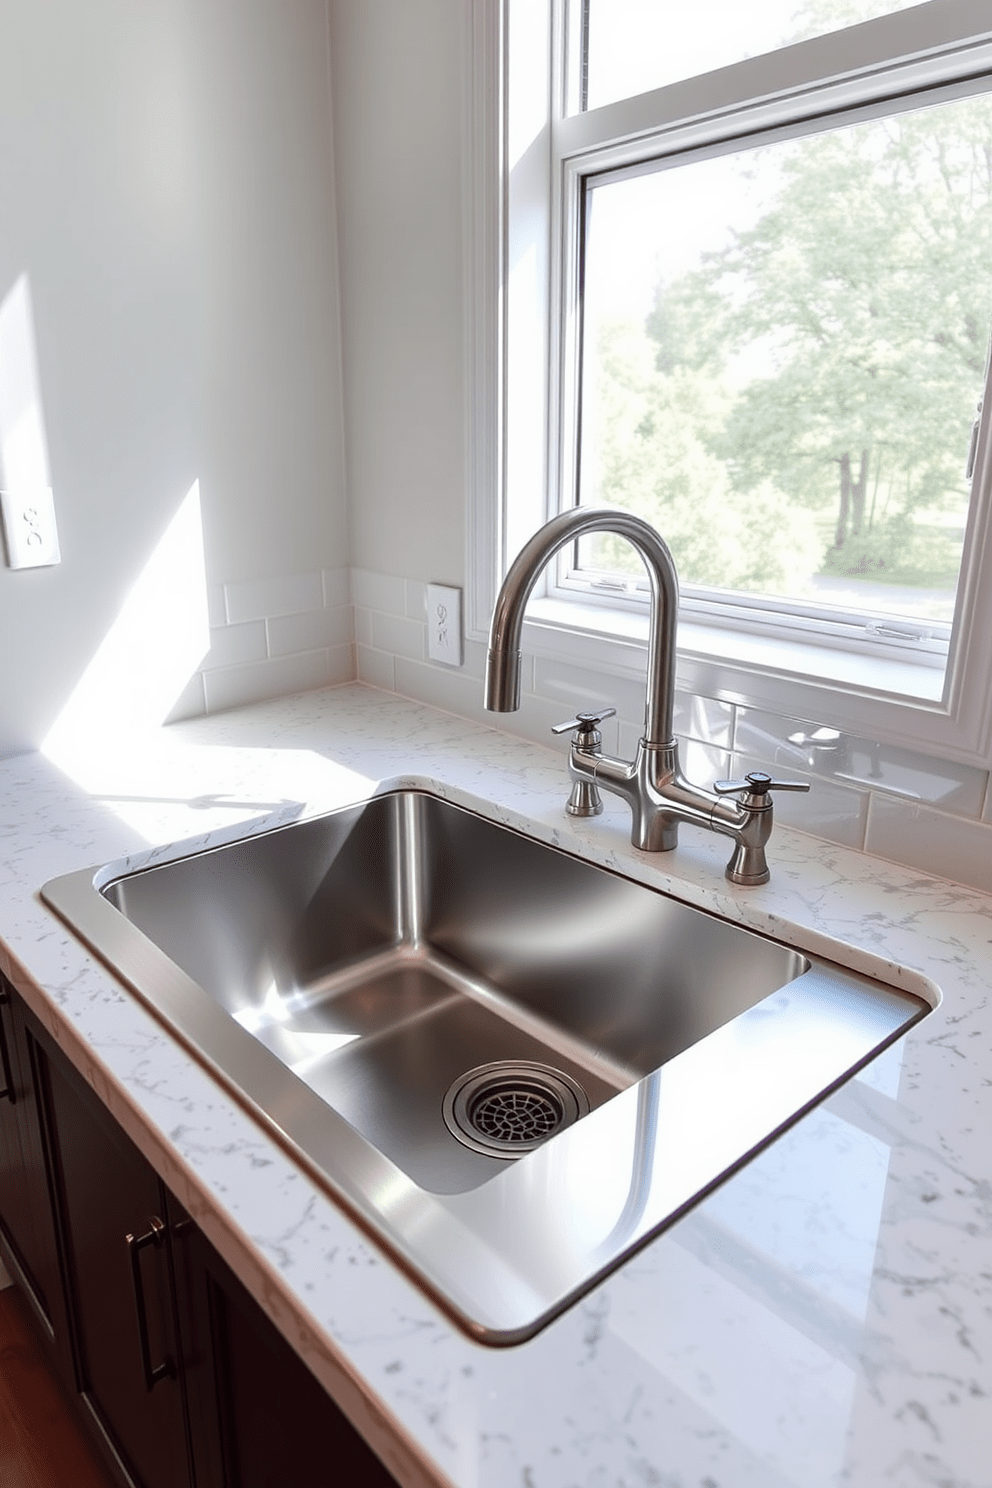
43;789;929;1343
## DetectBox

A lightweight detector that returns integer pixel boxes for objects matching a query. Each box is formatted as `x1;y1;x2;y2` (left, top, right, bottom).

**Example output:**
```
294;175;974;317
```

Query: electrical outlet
427;583;463;666
1;486;61;568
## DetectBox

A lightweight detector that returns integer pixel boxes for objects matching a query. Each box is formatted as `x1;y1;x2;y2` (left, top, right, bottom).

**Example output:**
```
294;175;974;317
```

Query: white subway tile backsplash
779;777;868;849
730;752;869;849
191;562;356;721
460;636;489;684
267;606;352;658
514;648;535;697
354;606;373;649
205;621;268;670
982;776;992;823
371;610;425;662
357;643;396;691
506;690;622;757
326;642;355;687
674;691;733;749
202;650;334;714
405;578;428;620
329;606;356;648
207;583;228;629
225;570;324;624
866;794;992;894
735;707;988;817
394;656;488;725
212;562;991;886
493;660;735;750
351;567;407;616
676;736;731;785
533;654;643;731
321;567;350;608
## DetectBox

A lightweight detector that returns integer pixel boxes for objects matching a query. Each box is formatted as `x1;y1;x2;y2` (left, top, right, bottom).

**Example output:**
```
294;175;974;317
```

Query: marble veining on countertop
1;683;989;1487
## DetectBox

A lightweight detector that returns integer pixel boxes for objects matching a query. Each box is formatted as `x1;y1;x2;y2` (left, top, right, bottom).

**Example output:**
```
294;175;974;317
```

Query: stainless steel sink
42;789;929;1344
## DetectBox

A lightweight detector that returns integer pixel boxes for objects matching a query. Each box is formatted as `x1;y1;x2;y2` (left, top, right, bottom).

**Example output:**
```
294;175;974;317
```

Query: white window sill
521;595;943;700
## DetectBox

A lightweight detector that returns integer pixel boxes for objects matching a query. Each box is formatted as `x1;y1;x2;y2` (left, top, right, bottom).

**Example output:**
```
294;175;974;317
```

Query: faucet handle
551;708;617;737
715;772;810;886
714;771;811;800
551;709;616;820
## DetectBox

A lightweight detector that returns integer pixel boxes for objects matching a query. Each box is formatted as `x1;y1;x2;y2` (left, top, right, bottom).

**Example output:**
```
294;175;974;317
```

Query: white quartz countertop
1;684;989;1487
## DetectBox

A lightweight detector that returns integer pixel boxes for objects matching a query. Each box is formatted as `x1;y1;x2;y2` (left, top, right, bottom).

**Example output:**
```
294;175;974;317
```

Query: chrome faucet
484;507;808;885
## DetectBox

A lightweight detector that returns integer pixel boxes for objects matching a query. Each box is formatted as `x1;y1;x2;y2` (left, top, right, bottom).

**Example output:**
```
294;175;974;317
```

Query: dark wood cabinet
0;976;71;1362
39;1043;192;1488
0;977;400;1488
0;982;38;1282
169;1196;399;1488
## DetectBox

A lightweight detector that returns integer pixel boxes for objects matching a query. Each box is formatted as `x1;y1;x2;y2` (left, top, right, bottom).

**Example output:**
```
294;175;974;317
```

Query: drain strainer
443;1061;589;1159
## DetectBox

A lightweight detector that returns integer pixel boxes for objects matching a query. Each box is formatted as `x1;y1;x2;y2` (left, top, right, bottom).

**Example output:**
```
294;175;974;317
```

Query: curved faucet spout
485;506;809;882
485;507;679;748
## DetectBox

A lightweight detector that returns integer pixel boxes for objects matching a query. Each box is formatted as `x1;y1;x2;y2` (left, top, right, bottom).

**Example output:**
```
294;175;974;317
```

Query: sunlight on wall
508;3;547;170
0;272;52;488
43;481;209;771
39;473;374;842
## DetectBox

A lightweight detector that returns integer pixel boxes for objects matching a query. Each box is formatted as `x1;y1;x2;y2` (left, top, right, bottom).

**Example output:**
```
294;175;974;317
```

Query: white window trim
465;0;992;766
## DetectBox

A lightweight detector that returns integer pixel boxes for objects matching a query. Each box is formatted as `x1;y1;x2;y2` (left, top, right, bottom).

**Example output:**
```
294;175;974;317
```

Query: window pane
582;0;927;114
577;91;992;629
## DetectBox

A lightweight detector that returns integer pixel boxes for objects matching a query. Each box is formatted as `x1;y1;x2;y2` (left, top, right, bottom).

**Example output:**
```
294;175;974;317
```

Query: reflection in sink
42;790;930;1343
97;792;806;1193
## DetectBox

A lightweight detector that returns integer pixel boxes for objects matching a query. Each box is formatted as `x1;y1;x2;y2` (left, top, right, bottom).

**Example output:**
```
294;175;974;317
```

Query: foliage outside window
485;0;992;760
578;86;992;643
519;0;992;715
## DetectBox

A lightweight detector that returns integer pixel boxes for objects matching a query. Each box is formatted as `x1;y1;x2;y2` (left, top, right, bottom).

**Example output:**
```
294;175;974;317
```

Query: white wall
0;0;350;757
329;0;466;585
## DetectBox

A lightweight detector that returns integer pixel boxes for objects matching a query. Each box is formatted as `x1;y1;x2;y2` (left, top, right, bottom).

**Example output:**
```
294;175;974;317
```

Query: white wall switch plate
1;486;61;568
427;583;463;666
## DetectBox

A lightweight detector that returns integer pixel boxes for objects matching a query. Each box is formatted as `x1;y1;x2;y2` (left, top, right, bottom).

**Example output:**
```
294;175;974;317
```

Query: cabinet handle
125;1217;175;1391
0;991;15;1104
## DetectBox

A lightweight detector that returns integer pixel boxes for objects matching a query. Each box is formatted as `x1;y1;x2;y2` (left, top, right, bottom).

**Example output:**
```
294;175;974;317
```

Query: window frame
466;0;992;765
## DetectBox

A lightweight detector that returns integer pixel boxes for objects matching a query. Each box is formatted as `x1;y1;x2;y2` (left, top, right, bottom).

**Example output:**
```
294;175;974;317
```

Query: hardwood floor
0;1283;117;1488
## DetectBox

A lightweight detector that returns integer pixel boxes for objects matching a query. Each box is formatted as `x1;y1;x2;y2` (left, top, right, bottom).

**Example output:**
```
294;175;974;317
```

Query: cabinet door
169;1197;399;1488
0;980;36;1279
0;978;69;1356
38;1045;191;1488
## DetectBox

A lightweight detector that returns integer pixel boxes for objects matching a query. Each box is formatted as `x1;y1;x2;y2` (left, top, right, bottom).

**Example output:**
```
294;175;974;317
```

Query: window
578;0;927;111
468;0;992;762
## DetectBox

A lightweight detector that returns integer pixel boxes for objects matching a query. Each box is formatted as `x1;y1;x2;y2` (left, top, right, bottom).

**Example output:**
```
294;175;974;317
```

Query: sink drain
443;1061;589;1159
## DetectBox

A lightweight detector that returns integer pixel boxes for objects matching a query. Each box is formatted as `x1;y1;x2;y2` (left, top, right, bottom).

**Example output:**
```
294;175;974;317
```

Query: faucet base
726;860;771;887
565;780;603;817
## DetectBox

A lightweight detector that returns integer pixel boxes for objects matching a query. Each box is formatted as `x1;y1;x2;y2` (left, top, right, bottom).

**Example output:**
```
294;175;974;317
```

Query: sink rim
40;784;932;1346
